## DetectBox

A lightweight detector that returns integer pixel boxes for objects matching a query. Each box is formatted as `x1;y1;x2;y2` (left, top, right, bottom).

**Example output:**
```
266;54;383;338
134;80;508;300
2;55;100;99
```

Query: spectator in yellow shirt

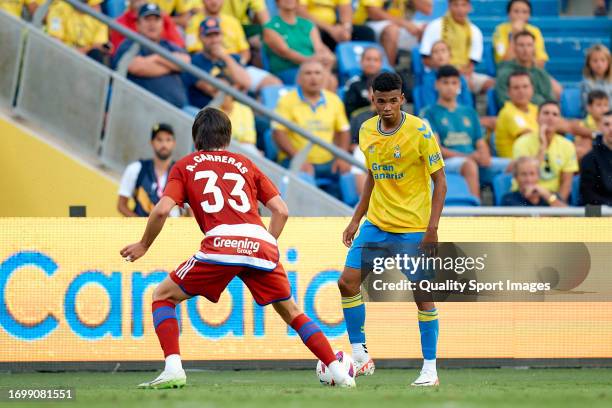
0;0;38;19
221;0;270;70
495;71;538;158
273;60;351;198
219;91;260;155
149;0;197;28
492;0;548;68
297;0;375;51
512;101;578;201
46;0;111;64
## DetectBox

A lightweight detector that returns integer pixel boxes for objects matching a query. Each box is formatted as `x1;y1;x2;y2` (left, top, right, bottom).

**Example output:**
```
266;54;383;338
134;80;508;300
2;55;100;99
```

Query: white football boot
335;375;356;388
137;369;186;389
410;369;439;387
354;358;375;377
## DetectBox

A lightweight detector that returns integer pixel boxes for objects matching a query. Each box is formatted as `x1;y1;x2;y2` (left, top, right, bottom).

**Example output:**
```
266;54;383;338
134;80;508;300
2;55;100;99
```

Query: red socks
290;314;336;366
152;300;180;357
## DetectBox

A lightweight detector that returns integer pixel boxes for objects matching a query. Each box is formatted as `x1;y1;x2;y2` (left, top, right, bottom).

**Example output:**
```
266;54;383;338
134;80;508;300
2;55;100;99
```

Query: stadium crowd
2;0;612;212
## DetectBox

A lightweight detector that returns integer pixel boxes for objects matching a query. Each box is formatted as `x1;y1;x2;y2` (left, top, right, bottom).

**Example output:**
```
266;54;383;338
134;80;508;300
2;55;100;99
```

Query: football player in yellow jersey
338;72;447;386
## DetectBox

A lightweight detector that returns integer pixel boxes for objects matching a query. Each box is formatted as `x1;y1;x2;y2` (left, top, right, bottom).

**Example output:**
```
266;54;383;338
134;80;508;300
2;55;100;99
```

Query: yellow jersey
300;0;351;26
222;0;266;25
226;101;257;145
492;22;549;63
150;0;192;15
512;132;579;193
185;13;249;54
0;0;27;18
273;88;350;164
353;0;406;25
494;101;538;158
359;112;445;233
46;2;108;49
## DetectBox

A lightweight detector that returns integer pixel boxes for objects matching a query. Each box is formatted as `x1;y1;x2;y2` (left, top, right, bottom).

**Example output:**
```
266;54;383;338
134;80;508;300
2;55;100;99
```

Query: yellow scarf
442;12;472;68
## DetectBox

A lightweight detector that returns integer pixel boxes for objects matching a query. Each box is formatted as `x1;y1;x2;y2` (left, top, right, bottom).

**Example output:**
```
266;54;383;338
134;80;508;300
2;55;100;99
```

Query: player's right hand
120;242;148;262
343;220;359;248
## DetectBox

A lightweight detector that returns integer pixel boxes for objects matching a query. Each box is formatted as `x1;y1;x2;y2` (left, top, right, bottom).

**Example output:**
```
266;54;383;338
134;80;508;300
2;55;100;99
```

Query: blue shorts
345;220;429;280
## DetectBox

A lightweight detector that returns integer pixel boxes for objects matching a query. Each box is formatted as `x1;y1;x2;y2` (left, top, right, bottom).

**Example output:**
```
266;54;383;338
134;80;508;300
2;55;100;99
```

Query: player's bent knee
338;274;360;296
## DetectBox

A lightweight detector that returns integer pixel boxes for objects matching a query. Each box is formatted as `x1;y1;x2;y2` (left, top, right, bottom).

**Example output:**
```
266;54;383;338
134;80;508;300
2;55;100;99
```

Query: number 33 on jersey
163;150;281;270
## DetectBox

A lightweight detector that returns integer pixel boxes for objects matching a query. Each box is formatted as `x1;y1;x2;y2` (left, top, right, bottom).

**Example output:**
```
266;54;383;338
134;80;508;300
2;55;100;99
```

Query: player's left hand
332;159;351;174
120;242;148;262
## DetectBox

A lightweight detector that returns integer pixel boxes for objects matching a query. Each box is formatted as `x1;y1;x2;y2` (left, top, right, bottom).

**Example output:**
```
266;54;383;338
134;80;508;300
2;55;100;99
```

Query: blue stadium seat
102;0;125;18
560;87;583;119
411;47;425;85
445;173;481;206
477;42;496;77
336;42;392;84
492;172;513;206
470;0;559;17
486;88;500;116
260;85;295;161
412;85;425;115
413;0;448;21
339;173;360;207
266;0;278;17
570;175;581;206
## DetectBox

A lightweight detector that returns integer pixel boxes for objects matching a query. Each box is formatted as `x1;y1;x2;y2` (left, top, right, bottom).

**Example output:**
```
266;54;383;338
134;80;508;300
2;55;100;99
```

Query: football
316;350;356;386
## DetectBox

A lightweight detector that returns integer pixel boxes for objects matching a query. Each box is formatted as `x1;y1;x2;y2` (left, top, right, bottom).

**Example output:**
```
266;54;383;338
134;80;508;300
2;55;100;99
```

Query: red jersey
163;150;281;271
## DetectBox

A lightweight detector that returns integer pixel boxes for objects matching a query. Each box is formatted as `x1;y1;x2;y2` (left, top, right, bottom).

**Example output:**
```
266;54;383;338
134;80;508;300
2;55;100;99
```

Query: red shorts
169;256;292;306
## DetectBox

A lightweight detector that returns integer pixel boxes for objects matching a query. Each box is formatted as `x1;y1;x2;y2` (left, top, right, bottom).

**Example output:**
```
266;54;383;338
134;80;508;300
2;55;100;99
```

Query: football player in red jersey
121;107;355;389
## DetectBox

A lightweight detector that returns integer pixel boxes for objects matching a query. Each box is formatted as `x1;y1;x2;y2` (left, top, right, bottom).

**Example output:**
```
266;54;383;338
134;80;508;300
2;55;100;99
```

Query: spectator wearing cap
495;30;561;106
423;65;510;198
182;17;250;108
186;0;281;93
272;60;351;199
512;101;578;203
580;111;612;206
352;0;431;65
117;123;182;217
297;0;375;51
46;0;111;64
263;0;337;90
492;0;548;68
502;156;567;206
110;0;185;53
420;0;495;94
113;3;190;108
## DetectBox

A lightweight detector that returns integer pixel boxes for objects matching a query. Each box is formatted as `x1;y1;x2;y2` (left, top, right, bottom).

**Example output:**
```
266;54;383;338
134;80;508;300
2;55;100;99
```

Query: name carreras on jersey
185;153;249;174
371;162;405;180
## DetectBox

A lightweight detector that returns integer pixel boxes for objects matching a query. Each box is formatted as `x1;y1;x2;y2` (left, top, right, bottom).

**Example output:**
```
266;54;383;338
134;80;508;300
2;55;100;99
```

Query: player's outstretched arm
119;196;177;262
423;168;447;246
265;195;289;240
343;170;374;248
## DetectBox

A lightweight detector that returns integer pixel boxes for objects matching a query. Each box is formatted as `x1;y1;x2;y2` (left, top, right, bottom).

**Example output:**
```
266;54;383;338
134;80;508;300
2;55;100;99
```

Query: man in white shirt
117;123;181;217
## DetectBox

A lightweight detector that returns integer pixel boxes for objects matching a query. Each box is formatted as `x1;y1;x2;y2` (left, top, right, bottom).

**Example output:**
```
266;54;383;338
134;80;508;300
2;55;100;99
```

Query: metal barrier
102;74;194;172
0;11;26;108
14;28;110;157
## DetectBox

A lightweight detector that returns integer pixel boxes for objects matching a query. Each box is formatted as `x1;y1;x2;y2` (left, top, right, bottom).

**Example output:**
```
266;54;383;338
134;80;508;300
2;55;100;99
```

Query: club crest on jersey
393;145;401;158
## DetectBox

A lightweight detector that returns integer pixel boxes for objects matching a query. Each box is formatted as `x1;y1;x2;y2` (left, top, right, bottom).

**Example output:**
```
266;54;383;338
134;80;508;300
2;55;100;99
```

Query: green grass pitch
1;368;611;408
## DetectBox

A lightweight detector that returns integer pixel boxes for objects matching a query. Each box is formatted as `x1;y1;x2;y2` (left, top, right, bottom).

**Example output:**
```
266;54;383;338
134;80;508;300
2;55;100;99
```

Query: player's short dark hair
507;70;532;87
507;0;532;14
192;107;232;151
372;72;403;93
151;123;174;140
436;65;461;80
587;89;609;105
538;100;560;113
604;110;612;117
513;30;535;43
